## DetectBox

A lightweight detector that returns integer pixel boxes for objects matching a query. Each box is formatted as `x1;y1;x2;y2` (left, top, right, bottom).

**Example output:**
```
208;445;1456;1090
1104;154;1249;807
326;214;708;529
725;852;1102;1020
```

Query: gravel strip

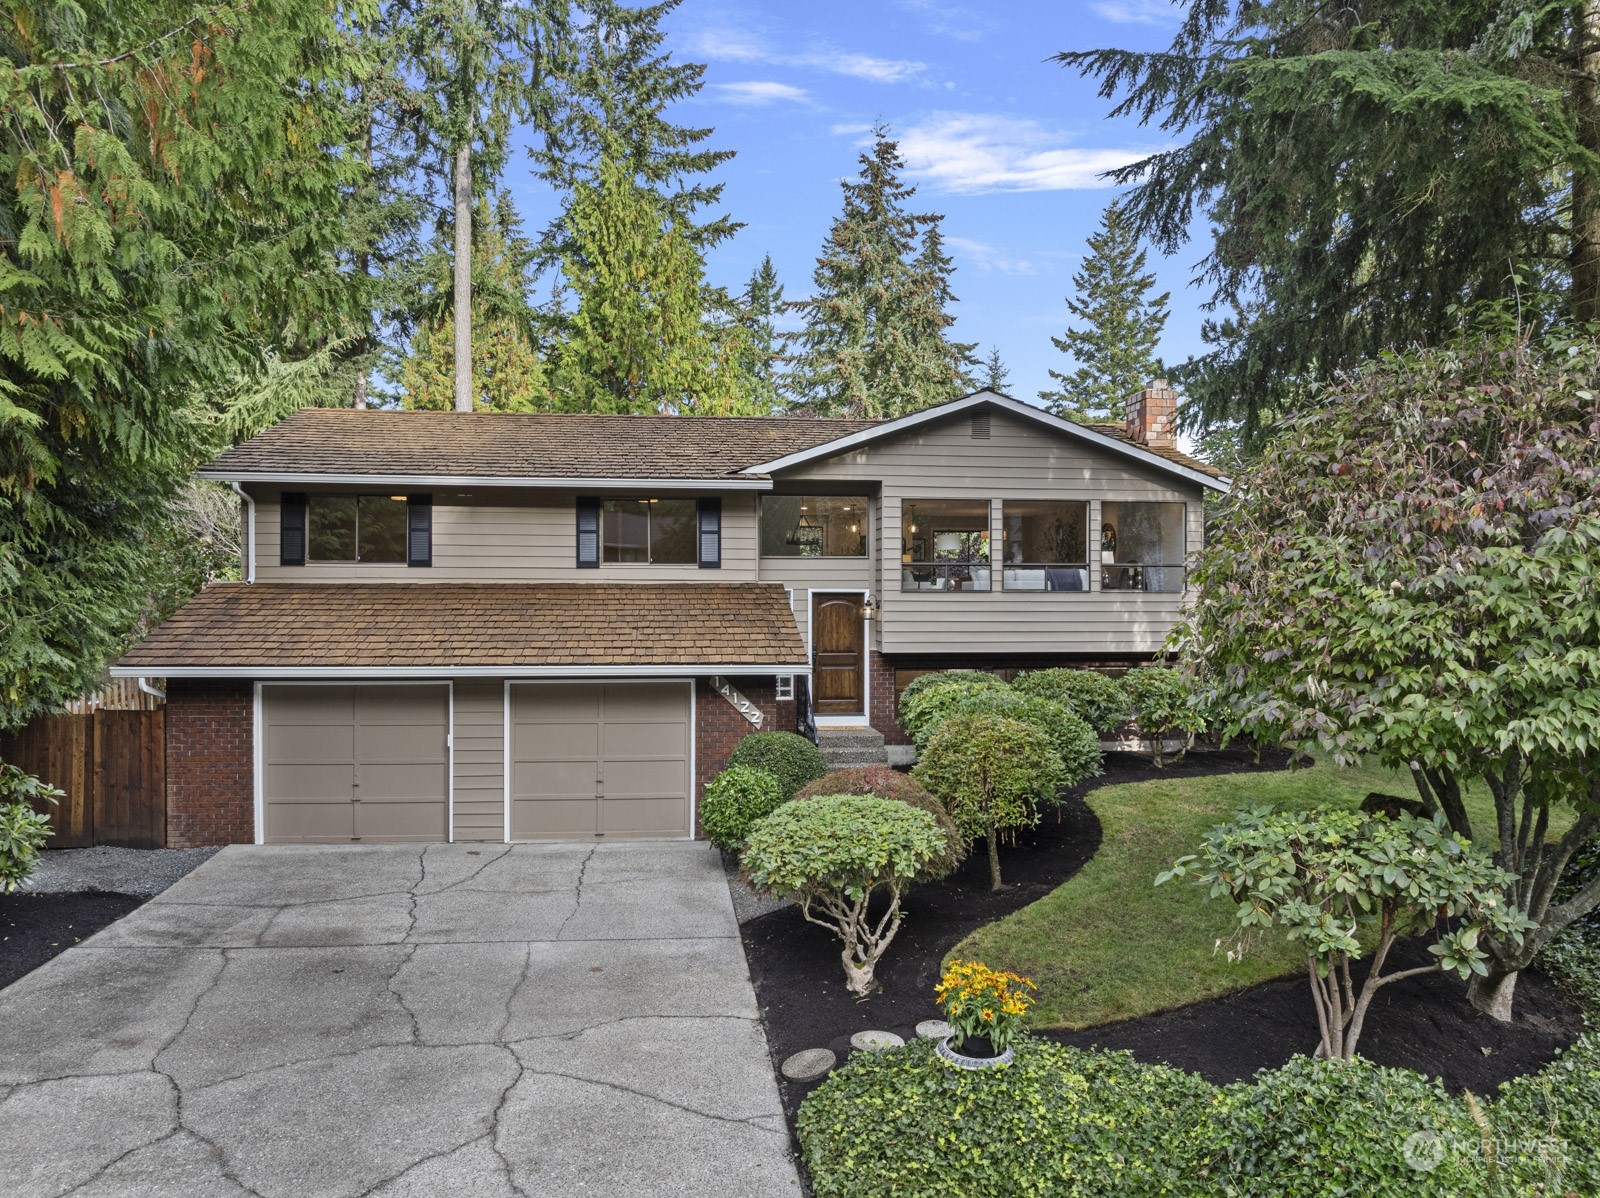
23;846;222;897
720;846;791;924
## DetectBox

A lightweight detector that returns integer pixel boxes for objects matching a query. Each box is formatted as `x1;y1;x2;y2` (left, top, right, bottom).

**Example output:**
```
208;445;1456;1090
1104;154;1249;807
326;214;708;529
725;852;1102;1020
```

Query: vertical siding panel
452;680;505;841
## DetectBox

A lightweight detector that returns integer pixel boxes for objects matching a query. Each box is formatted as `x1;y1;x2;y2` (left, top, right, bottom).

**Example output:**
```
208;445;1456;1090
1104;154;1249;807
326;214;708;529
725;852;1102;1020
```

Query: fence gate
0;710;166;848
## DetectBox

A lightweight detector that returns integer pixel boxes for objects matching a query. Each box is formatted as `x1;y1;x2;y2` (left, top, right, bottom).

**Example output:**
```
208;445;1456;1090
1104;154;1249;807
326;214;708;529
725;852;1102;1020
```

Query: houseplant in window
933;959;1035;1069
1100;522;1117;565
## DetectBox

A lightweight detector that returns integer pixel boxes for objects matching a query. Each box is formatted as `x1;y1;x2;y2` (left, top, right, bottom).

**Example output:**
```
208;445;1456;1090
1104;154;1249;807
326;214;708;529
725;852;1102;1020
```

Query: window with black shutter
407;495;432;567
280;493;306;566
697;498;722;568
576;497;601;567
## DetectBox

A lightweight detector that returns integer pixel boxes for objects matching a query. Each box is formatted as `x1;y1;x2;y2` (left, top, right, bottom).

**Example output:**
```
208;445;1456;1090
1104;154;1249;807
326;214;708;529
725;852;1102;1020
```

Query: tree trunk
452;139;473;413
1468;967;1519;1023
842;952;875;997
353;369;368;411
987;832;1002;891
1572;1;1600;324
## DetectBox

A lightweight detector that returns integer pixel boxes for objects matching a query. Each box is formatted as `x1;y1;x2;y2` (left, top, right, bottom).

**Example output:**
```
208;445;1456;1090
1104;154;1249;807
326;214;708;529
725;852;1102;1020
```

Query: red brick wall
165;679;254;847
694;677;780;838
867;649;911;745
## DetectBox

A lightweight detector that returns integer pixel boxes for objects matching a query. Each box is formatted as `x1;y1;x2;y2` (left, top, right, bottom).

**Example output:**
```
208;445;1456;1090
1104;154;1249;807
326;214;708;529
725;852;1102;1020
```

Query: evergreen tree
550;157;751;414
1039;203;1169;422
787;128;975;418
1060;2;1600;439
981;347;1010;393
737;255;786;412
534;0;736;259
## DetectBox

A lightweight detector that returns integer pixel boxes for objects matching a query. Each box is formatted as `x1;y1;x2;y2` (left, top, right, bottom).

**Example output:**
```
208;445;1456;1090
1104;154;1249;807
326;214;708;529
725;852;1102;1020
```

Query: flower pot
936;1034;1013;1071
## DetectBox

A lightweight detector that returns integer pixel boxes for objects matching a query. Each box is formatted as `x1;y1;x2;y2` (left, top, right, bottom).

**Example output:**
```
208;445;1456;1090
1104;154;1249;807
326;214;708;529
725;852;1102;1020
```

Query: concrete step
821;748;891;768
817;728;886;749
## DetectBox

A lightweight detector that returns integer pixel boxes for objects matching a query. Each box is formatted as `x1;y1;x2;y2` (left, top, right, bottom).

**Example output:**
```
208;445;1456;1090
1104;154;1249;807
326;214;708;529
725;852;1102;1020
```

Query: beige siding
757;559;872;645
250;487;759;583
452;680;505;841
779;410;1207;657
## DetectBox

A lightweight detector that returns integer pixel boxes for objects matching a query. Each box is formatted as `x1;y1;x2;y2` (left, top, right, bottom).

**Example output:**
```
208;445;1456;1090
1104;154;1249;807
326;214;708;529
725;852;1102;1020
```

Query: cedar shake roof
116;582;808;672
205;410;881;480
1083;423;1229;480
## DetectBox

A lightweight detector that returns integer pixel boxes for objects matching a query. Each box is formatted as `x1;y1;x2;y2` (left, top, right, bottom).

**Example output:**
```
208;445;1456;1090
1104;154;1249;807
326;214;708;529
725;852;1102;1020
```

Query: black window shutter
697;498;722;569
407;495;433;567
280;493;306;566
576;497;600;568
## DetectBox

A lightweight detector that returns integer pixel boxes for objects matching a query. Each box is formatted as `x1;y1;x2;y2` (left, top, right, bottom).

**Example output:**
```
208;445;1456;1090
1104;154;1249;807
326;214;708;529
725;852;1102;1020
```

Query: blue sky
508;0;1200;405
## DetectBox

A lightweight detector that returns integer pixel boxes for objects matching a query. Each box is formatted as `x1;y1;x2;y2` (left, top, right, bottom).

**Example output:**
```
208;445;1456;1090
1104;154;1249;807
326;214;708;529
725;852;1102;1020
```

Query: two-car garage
260;681;693;844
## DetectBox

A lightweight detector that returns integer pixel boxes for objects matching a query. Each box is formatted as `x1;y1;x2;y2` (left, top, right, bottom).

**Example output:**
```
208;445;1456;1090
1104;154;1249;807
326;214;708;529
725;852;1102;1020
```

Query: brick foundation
165;679;254;847
694;677;780;838
867;649;911;745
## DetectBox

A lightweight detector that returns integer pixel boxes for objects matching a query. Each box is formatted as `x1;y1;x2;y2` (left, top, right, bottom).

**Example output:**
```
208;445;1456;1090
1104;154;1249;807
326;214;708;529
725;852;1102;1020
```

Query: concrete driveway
0;842;800;1198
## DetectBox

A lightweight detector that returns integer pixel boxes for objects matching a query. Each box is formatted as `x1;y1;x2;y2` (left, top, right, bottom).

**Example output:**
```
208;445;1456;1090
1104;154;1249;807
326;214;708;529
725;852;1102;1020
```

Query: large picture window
760;495;869;557
307;495;407;563
1100;501;1186;592
1000;500;1089;592
602;498;696;564
901;499;991;592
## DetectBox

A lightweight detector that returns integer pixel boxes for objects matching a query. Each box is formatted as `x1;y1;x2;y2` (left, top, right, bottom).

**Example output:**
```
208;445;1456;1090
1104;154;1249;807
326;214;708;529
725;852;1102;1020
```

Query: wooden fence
0;710;166;848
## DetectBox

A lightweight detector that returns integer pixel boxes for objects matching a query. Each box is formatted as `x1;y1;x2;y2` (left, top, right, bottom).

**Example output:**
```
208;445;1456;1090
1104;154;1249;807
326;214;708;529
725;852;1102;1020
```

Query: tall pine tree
737;255;786;412
1039;202;1169;422
786;128;975;417
981;346;1010;393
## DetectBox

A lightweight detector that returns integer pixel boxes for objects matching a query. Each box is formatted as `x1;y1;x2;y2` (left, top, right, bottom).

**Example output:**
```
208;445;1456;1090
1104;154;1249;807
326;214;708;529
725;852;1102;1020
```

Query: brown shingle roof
206;410;881;480
117;582;807;672
1083;423;1229;480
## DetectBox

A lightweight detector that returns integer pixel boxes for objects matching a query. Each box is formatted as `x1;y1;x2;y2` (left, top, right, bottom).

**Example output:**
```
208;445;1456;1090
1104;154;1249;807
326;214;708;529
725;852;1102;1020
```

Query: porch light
863;593;878;618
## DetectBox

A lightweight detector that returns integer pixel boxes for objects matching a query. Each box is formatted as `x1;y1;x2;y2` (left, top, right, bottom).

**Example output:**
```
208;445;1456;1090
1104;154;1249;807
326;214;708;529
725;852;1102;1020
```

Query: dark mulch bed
742;748;1294;1126
0;890;146;991
742;747;1586;1138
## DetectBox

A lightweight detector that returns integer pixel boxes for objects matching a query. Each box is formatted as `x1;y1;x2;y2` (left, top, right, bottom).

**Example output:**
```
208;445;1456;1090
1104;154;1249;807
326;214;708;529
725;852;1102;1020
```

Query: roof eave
198;471;775;490
111;663;810;679
737;390;1231;493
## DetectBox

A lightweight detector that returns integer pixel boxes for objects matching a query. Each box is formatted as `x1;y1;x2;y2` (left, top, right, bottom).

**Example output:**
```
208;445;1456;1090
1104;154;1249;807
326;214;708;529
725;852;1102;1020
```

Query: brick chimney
1126;379;1178;449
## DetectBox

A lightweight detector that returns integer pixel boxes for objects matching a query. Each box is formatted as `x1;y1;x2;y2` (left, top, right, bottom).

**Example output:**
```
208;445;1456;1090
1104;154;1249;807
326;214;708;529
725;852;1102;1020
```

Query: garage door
510;682;691;840
262;685;449;843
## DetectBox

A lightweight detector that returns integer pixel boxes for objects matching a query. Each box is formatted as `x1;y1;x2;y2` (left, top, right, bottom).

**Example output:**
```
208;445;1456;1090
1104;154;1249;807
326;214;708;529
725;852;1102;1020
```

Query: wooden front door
812;593;865;715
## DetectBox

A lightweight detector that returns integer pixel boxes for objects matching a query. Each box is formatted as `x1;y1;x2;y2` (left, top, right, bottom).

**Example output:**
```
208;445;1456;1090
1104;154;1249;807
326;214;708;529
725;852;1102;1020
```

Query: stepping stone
915;1020;954;1041
850;1030;905;1053
781;1048;837;1082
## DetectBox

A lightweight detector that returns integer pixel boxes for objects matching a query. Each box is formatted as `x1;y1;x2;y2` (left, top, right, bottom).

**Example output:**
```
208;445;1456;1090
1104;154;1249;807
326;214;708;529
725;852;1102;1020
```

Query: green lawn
952;759;1563;1030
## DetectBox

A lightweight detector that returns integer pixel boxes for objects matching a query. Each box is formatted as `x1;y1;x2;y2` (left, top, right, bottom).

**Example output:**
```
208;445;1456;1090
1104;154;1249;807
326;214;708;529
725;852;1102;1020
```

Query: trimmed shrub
699;765;784;852
914;713;1066;890
1491;1033;1600;1195
1012;667;1130;735
727;730;827;798
897;671;1011;748
1122;667;1205;766
741;795;947;995
931;689;1102;786
797;1036;1216;1198
792;766;965;879
0;763;58;894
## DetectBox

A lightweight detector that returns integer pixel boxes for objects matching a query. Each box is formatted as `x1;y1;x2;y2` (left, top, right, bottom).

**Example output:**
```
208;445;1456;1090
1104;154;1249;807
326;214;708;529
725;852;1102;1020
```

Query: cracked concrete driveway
0;842;801;1198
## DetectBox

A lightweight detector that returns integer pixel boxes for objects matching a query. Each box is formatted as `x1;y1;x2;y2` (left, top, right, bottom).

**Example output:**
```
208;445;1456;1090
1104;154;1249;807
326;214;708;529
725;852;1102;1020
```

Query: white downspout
136;677;166;701
230;481;256;584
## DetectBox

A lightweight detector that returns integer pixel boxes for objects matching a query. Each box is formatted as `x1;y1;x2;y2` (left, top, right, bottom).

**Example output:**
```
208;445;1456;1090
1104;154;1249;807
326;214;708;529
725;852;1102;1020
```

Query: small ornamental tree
1174;323;1600;1019
929;690;1102;786
727;731;827;798
898;671;1011;748
0;764;58;893
699;766;784;852
915;714;1067;891
1121;668;1205;767
741;796;947;996
1159;807;1536;1061
793;766;966;879
1012;668;1131;736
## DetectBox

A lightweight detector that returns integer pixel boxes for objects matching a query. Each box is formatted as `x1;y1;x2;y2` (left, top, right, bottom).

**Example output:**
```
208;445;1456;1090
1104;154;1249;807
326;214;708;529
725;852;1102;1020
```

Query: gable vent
970;411;992;439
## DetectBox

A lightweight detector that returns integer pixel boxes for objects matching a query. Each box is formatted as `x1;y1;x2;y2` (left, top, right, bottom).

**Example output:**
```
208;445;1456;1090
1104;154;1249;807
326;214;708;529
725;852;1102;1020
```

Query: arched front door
811;593;865;717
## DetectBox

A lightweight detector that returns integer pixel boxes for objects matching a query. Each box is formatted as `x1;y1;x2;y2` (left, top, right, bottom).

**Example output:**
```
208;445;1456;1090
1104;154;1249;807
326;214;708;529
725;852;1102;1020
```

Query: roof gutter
111;664;812;681
204;472;774;491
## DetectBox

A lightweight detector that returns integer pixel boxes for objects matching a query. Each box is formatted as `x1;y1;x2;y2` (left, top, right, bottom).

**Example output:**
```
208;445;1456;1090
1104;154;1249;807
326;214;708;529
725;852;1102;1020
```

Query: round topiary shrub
797;1037;1216;1198
1122;667;1205;766
741;795;948;995
914;713;1066;890
926;689;1102;786
727;730;827;797
1012;667;1131;736
792;765;966;879
897;671;1012;748
699;765;784;852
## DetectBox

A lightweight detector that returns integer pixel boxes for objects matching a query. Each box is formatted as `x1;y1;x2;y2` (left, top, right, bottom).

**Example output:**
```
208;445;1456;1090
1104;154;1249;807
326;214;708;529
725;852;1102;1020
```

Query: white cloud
945;236;1036;276
686;28;925;84
896;114;1152;193
1091;0;1181;26
714;81;811;106
895;0;987;42
829;122;874;136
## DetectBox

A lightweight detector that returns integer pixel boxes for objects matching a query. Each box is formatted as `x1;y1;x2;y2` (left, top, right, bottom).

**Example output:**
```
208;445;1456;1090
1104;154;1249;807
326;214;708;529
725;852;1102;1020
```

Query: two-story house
112;387;1228;848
